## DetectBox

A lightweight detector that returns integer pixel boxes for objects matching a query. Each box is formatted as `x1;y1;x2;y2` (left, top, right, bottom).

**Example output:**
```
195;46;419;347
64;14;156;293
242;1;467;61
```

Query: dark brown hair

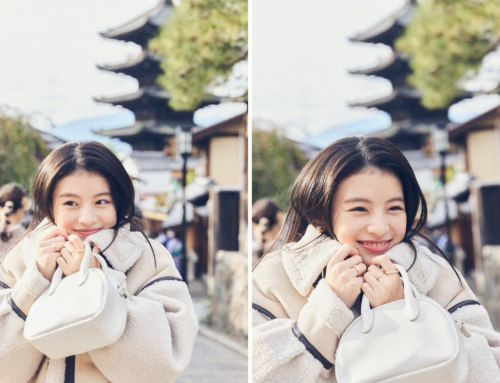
252;197;282;232
0;183;28;213
0;183;28;242
27;141;153;261
277;136;427;250
28;141;135;231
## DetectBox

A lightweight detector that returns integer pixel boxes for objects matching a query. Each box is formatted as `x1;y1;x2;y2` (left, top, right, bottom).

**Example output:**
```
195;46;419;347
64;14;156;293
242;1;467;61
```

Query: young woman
0;183;29;255
252;136;500;382
0;141;198;383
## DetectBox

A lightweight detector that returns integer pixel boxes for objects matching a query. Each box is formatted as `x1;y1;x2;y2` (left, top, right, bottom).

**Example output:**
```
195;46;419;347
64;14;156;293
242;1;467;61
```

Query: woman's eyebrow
387;197;405;203
343;198;371;203
57;192;111;199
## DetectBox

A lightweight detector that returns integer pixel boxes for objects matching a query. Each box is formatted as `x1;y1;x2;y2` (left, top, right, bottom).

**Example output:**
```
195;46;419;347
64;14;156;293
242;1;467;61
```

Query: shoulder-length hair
279;136;427;248
28;141;135;234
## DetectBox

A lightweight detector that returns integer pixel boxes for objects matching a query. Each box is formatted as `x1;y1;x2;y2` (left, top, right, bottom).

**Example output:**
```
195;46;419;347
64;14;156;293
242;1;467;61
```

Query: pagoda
95;0;221;151
348;0;449;150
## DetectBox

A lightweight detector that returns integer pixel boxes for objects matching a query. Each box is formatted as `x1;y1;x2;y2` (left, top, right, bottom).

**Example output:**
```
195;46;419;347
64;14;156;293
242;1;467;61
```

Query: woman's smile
332;168;406;265
357;239;392;254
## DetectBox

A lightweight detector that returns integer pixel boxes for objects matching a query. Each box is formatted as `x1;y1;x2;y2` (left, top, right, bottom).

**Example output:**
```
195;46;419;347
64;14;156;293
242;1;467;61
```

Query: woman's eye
389;205;404;211
96;199;111;205
63;201;77;207
349;206;366;212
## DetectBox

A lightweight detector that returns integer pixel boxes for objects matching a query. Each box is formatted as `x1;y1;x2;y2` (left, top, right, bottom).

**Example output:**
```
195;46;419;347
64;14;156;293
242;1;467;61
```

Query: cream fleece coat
252;225;500;382
0;221;198;383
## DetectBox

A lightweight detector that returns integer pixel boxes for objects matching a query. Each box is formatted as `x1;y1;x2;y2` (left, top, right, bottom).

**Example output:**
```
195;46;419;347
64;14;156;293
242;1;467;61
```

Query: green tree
0;111;49;188
149;0;247;111
396;0;500;109
252;127;307;209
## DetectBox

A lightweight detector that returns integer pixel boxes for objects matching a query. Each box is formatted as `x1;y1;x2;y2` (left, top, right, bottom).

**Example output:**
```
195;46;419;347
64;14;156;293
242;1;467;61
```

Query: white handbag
24;241;128;359
335;264;470;383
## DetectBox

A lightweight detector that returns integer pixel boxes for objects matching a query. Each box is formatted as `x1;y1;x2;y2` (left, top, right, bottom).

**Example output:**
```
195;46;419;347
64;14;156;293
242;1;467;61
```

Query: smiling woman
0;141;198;383
252;135;500;382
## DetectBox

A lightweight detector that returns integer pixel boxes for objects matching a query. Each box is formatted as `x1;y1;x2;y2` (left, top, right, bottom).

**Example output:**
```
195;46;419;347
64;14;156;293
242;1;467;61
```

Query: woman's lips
74;229;101;237
358;240;392;254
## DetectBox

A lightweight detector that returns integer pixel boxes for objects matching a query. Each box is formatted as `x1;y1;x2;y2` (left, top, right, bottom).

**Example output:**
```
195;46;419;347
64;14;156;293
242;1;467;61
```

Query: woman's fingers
370;255;397;273
39;227;68;242
67;234;84;252
327;243;359;269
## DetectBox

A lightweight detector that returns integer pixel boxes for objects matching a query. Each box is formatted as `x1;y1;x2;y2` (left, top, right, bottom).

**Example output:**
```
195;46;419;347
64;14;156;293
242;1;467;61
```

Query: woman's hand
57;234;101;276
325;244;366;308
361;255;403;308
36;228;68;281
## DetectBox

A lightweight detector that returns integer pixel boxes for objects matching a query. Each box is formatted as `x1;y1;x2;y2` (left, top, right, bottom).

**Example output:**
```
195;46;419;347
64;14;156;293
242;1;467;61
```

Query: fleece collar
26;220;144;274
86;226;144;273
281;225;440;297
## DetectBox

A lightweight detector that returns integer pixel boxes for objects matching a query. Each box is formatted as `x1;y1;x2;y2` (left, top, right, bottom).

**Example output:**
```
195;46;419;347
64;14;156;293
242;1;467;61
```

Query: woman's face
331;167;407;266
52;170;117;240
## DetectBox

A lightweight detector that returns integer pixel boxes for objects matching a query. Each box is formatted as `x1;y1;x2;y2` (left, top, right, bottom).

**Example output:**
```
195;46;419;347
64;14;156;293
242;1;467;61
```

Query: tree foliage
149;0;247;111
0;110;49;189
396;0;500;109
252;127;307;210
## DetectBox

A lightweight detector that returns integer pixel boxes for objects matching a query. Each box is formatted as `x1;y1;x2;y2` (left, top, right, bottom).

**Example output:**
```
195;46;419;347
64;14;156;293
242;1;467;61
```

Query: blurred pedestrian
166;230;183;272
0;183;29;255
252;197;283;265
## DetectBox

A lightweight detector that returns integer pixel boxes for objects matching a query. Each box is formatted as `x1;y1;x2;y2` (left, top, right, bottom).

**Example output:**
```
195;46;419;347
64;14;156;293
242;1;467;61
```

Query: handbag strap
360;264;419;333
47;241;109;295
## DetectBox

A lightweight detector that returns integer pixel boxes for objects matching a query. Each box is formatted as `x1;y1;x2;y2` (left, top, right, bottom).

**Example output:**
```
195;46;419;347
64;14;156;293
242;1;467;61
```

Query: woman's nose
78;206;96;225
366;215;389;237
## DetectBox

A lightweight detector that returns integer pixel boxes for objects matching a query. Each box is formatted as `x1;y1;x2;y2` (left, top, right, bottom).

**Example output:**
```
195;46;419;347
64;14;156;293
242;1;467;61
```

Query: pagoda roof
94;120;177;138
369;122;431;150
97;52;161;73
95;86;227;121
95;86;221;106
97;52;162;87
93;120;179;151
349;87;449;122
100;1;173;46
349;53;410;87
349;0;415;46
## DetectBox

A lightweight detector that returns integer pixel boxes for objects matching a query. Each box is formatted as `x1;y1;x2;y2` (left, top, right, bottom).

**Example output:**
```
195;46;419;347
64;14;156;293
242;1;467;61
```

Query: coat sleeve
427;254;500;382
0;239;50;383
452;303;500;382
88;241;198;383
252;255;354;383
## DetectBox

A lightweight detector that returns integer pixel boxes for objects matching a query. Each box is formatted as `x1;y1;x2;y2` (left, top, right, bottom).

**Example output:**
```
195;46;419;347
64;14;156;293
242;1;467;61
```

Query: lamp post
432;126;454;262
177;126;192;284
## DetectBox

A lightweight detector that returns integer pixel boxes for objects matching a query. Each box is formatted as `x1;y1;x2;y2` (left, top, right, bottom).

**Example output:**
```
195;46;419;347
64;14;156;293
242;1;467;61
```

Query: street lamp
432;126;454;262
177;126;192;284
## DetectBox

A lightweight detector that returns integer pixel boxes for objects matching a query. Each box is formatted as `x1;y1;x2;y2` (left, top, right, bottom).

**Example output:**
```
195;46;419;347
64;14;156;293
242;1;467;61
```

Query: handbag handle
360;264;420;333
48;241;109;295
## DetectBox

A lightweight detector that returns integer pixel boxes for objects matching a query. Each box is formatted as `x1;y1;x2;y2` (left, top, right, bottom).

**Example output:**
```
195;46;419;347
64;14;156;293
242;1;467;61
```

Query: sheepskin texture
252;225;500;382
0;220;198;383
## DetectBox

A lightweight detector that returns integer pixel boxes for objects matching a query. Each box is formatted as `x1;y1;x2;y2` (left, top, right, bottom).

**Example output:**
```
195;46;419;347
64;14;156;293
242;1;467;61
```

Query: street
177;331;248;382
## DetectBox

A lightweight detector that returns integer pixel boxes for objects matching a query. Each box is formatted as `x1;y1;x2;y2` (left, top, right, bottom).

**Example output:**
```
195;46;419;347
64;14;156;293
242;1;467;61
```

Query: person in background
0;183;29;256
252;197;283;265
165;230;183;273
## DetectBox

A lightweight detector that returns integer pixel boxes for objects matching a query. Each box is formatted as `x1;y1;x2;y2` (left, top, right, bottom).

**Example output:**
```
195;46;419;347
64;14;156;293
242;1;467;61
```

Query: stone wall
210;250;248;344
469;245;500;330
